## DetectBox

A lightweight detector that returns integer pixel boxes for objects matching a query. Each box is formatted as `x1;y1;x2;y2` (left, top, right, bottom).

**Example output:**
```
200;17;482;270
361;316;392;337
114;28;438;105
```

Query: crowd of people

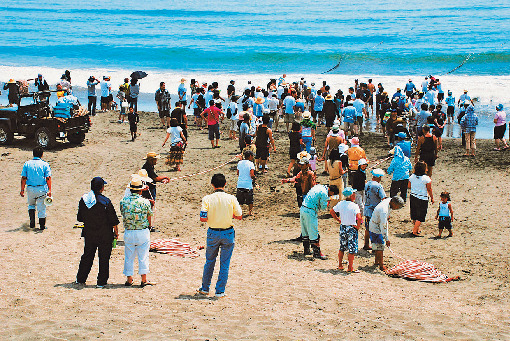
15;71;509;298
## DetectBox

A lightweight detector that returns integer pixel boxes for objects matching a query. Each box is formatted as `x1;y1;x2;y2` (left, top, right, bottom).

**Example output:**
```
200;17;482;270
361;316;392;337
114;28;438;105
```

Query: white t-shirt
167;126;183;145
100;81;111;97
268;97;278;111
333;200;360;226
409;174;431;201
237;160;255;189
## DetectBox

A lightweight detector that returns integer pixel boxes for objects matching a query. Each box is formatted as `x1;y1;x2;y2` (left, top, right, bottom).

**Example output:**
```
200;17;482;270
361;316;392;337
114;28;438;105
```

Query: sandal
124;281;133;287
140;281;155;287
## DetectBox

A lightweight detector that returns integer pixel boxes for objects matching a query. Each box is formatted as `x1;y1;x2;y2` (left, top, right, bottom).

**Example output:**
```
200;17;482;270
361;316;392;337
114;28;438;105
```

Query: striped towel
386;259;457;283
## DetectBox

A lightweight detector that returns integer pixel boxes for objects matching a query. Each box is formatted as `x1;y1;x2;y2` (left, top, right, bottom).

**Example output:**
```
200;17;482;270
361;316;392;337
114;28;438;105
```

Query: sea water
0;0;509;138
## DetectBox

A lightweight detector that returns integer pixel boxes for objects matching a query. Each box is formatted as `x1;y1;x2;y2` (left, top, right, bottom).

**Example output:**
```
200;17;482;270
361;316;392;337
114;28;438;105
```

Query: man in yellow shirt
198;173;242;298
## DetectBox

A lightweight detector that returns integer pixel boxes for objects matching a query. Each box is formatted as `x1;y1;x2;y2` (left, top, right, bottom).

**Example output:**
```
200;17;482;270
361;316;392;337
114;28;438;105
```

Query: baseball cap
342;187;357;197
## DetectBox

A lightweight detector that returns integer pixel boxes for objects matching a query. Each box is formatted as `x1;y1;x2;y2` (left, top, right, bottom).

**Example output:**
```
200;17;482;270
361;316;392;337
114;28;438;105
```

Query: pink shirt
204;106;221;126
495;110;506;127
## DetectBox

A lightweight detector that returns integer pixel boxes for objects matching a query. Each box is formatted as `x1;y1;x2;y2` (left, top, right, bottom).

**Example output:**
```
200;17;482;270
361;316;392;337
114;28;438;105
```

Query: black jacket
77;194;119;242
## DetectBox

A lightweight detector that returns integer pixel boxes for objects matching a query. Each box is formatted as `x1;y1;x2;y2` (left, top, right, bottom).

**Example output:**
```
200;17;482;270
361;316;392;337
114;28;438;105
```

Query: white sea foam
1;65;508;108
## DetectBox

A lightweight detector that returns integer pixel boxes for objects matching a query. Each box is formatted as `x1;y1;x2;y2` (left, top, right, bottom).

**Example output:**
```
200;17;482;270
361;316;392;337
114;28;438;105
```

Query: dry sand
1;110;509;340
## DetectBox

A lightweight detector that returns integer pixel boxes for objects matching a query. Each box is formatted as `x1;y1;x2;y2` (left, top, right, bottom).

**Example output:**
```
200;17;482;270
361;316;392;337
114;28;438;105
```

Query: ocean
1;0;509;138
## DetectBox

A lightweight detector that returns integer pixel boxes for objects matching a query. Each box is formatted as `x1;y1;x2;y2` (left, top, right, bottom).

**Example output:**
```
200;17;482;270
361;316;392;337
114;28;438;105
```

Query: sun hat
397;88;401;91
342;187;357;197
302;111;312;119
254;97;265;104
143;152;160;160
358;158;368;166
371;168;385;177
496;104;503;111
181;78;186;83
136;169;153;182
338;144;349;154
7;79;15;84
325;94;333;100
128;177;144;191
298;157;310;165
349;136;360;145
332;125;340;132
463;89;468;93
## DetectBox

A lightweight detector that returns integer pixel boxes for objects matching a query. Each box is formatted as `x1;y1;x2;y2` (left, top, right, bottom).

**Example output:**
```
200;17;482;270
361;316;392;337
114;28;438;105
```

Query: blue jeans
302;136;313;153
201;228;235;294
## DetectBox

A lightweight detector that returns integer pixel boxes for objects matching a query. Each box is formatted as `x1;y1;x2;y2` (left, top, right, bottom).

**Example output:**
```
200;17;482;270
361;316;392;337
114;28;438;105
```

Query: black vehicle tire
35;127;56;149
67;131;86;144
0;124;14;145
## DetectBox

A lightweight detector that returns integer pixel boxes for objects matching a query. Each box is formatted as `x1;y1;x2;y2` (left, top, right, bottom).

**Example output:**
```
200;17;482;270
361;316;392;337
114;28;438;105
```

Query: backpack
226;107;232;119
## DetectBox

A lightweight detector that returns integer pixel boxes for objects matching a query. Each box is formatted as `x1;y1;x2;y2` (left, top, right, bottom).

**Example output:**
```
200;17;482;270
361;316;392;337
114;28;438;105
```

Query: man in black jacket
76;177;119;288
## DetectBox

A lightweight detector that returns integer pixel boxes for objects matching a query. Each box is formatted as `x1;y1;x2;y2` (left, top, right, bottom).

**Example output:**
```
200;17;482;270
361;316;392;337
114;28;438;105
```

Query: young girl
435;192;454;238
309;147;318;172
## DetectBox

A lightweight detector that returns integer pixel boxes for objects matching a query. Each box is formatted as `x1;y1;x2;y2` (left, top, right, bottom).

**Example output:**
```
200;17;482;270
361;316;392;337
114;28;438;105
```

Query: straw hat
128;177;144;191
7;79;15;84
136;169;153;182
302;111;312;119
143;152;160;160
254;97;265;104
325;94;333;100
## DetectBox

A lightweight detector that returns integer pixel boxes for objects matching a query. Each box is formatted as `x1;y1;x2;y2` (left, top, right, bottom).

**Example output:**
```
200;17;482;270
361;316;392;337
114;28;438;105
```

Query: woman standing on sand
408;161;434;237
415;125;438;177
162;118;187;171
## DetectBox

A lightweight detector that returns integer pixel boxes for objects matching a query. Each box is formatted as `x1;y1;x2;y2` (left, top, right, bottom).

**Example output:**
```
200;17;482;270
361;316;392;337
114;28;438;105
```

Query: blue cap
342;187;357;197
91;177;107;192
496;104;503;111
396;132;407;139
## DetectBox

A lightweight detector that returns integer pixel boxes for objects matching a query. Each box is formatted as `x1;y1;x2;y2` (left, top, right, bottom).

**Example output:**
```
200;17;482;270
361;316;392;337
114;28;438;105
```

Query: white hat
135;169;152;183
358;158;368;166
371;168;385;177
128;177;144;191
302;111;312;119
338;144;349;154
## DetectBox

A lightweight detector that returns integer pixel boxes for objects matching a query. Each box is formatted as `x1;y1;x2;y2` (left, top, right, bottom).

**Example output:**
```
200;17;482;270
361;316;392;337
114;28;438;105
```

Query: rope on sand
386;247;459;283
166;154;240;182
369;155;392;169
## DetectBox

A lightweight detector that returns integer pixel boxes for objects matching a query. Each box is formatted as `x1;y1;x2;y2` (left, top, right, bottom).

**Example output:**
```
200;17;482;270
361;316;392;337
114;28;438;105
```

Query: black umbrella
130;71;148;80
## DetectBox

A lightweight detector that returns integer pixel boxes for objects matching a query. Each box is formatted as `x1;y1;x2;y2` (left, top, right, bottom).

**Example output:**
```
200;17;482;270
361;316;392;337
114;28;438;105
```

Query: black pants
390;179;409;202
130;97;138;112
88;96;97;115
76;238;113;286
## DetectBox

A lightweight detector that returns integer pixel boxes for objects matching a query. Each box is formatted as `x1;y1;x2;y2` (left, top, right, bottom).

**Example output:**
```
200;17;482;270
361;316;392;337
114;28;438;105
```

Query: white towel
82;190;96;209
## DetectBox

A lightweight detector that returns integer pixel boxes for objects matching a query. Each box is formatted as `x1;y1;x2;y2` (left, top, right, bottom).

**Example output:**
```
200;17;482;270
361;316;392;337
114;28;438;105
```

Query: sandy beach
1;110;509;340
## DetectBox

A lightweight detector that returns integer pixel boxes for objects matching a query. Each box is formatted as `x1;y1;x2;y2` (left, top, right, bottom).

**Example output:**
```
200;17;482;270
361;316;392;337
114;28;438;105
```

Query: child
117;84;127;123
435;192;454;238
309;147;318;172
127;107;139;141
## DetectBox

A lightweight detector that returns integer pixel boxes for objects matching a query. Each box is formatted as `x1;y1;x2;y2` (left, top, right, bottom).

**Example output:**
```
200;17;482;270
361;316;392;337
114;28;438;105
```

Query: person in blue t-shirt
342;102;357;137
178;79;187;105
404;79;416;98
86;76;100;116
314;90;325;125
445;91;455;123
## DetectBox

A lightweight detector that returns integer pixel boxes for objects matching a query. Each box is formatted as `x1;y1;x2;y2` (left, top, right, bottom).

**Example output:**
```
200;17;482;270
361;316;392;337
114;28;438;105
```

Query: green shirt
120;194;153;230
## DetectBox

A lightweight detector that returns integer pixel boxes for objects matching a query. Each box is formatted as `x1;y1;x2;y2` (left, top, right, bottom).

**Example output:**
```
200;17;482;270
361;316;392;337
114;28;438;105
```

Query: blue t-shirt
100;81;111;97
237;160;255;189
204;91;214;107
283;96;296;114
253;103;264;117
240;122;250;136
445;95;455;107
192;93;199;109
314;95;325;111
295;101;305;112
21;157;51;188
353;99;365;116
364;181;386;218
416;110;431;128
342;106;356;123
178;84;187;101
404;82;415;92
